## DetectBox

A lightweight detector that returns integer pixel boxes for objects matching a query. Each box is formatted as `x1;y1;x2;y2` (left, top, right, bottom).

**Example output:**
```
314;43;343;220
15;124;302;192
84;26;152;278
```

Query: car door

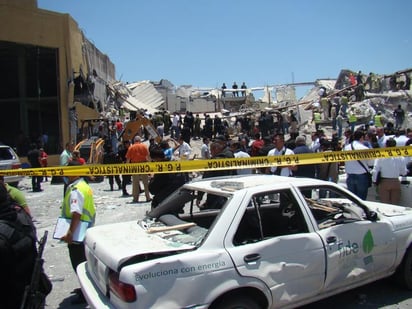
299;185;396;292
225;188;326;307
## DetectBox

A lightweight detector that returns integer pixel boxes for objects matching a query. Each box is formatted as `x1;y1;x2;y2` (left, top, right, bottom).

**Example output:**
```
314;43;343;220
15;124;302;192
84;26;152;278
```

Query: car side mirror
368;211;378;222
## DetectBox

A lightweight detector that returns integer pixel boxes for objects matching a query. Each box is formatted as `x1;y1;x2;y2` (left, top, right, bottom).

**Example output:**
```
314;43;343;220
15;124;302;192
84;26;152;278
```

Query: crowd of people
3;96;412;306
311;71;410;141
72;102;412;208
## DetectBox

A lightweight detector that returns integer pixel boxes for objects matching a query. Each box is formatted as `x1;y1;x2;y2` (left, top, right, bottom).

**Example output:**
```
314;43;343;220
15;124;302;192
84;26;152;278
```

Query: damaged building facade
0;0;115;164
2;0;411;168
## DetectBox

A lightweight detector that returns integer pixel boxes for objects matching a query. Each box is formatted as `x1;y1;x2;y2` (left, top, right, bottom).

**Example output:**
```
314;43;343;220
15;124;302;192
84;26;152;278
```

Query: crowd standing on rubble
20;103;412;210
21;68;412;209
84;96;412;206
9;69;412;306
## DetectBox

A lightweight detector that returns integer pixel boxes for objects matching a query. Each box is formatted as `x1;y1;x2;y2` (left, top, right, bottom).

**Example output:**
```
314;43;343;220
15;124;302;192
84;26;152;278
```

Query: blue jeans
346;173;369;200
171;125;180;139
337;124;343;139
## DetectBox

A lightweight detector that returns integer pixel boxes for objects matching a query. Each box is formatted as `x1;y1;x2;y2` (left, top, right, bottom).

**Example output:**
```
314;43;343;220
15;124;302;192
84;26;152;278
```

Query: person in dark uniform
232;82;239;97
103;144;122;191
198;137;236;209
0;182;39;308
27;143;42;192
117;140;131;196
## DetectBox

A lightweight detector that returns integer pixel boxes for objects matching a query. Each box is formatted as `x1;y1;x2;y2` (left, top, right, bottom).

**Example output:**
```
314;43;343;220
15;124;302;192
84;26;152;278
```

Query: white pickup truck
77;175;412;309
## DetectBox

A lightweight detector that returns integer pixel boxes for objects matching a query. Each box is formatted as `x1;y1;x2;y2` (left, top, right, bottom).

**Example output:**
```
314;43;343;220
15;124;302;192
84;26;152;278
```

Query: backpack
0;205;52;308
0;205;36;259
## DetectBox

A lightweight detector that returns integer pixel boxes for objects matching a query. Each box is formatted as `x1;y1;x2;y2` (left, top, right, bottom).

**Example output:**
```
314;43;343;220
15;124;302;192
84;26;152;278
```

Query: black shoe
71;288;82;295
122;192;130;197
71;292;86;304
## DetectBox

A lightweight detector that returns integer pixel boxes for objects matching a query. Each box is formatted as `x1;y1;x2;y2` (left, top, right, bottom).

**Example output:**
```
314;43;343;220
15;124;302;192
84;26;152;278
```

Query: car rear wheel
395;246;412;290
212;295;261;309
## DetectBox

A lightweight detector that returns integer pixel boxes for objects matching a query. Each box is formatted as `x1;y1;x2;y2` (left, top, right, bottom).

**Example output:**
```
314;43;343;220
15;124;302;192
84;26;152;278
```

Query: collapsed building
2;0;411;167
0;0;118;164
296;69;412;133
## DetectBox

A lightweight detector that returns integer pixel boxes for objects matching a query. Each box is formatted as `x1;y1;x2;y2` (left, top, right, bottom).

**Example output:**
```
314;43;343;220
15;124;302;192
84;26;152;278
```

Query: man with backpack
0;182;51;308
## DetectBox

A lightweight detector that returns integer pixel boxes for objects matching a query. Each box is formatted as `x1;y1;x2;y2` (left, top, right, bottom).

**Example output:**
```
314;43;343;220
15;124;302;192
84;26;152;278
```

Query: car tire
212;295;261;309
394;246;412;290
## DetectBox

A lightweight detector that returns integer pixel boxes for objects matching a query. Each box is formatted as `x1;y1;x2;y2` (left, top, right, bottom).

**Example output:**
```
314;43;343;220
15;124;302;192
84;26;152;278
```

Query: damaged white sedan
77;175;412;309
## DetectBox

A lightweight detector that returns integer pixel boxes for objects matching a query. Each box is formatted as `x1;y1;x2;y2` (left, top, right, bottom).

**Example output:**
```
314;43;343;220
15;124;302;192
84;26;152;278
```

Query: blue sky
38;0;411;96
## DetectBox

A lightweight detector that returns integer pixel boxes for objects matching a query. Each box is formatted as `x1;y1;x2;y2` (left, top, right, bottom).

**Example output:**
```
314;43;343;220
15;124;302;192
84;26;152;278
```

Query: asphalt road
19;176;412;309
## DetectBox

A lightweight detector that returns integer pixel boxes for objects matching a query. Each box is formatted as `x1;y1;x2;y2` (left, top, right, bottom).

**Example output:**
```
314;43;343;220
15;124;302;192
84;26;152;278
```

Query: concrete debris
102;68;412;135
296;68;412;132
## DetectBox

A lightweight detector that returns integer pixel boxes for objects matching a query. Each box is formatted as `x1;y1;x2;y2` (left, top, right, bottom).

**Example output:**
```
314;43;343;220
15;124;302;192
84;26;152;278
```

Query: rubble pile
298;68;412;133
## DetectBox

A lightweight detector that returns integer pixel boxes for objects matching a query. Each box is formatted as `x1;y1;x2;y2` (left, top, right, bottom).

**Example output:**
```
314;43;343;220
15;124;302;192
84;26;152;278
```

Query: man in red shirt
126;136;151;203
115;119;123;136
250;133;264;157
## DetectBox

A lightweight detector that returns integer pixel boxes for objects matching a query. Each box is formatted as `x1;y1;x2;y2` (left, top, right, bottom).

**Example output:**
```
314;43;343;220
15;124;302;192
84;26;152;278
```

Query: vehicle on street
77;175;412;309
0;143;23;187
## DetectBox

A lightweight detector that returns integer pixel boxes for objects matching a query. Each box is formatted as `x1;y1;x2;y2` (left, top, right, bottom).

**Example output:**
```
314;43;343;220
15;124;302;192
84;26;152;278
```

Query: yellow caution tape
1;146;411;177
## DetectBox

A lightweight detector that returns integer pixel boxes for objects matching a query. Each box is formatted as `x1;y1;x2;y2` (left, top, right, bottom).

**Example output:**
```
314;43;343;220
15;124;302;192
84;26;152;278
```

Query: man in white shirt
376;127;390;148
344;130;374;200
172;136;192;160
372;138;408;204
267;133;296;176
309;132;321;153
171;112;180;139
200;137;210;159
230;140;252;175
394;129;409;146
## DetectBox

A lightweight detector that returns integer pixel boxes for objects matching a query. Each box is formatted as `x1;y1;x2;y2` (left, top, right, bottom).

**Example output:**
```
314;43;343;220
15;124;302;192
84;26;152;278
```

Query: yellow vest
374;115;383;127
320;97;328;107
349;113;357;123
62;178;96;224
314;112;322;123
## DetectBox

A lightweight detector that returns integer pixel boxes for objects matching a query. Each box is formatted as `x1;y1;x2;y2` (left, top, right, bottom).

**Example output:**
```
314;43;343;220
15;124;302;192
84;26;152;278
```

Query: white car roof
185;174;327;193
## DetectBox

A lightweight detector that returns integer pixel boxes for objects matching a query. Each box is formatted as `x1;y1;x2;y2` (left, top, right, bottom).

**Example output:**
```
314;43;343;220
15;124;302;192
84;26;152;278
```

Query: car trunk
83;220;197;296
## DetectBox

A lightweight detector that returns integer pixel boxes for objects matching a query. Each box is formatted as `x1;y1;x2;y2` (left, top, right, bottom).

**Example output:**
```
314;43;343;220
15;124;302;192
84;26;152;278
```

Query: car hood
364;201;412;217
84;221;196;271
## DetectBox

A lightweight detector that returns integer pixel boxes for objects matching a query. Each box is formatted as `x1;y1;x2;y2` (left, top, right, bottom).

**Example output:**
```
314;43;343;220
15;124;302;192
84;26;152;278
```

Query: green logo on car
362;229;374;265
362;230;374;254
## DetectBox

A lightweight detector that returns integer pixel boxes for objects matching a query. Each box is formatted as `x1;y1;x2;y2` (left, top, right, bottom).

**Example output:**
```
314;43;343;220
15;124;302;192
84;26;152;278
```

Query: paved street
19;175;412;308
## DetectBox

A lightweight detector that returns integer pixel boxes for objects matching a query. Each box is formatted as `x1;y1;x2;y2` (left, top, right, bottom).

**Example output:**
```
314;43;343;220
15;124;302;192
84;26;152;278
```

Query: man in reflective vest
60;160;96;304
374;111;384;128
312;109;322;131
348;108;357;132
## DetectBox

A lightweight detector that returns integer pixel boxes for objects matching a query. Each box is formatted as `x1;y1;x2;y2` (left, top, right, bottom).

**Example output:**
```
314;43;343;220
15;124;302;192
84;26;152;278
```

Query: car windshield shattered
138;187;231;246
298;185;369;229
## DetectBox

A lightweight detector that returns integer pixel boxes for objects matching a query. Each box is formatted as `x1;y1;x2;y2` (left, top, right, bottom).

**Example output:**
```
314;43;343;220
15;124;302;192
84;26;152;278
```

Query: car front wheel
395;246;412;290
